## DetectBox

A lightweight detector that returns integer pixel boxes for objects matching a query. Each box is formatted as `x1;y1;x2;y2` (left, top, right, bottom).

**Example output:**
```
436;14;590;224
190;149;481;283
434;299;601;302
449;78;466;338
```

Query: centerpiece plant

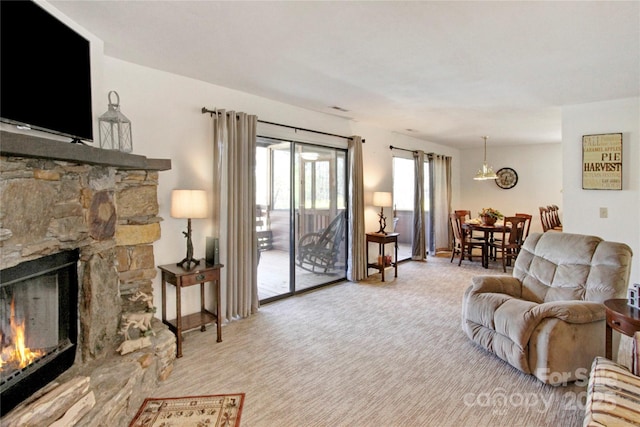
478;207;503;225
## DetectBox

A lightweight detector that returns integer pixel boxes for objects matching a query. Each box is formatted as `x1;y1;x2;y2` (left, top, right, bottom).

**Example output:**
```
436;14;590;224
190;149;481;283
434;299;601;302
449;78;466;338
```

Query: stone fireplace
0;131;175;425
1;249;79;415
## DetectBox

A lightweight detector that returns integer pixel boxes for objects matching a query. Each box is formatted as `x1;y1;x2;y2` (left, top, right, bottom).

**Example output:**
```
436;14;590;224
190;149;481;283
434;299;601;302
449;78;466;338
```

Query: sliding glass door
257;138;347;303
392;156;431;260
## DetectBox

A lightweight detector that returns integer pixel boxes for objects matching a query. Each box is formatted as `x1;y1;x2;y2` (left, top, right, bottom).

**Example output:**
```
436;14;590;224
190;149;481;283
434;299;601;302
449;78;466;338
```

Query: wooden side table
159;260;223;358
604;298;640;359
366;232;399;282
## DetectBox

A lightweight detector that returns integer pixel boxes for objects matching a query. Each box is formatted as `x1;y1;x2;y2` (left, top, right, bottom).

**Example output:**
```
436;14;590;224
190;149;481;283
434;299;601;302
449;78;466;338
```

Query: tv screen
1;0;93;142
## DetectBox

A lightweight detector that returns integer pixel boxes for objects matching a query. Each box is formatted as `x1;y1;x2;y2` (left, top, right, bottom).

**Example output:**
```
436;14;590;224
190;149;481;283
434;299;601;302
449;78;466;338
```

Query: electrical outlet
599;207;608;218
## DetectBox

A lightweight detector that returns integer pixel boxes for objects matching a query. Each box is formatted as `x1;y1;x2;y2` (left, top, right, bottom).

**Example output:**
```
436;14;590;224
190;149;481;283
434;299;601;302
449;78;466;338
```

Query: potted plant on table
478;207;503;226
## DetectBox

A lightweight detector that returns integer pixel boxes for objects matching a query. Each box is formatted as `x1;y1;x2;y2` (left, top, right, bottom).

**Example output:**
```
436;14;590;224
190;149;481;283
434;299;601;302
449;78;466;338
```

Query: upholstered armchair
461;232;633;385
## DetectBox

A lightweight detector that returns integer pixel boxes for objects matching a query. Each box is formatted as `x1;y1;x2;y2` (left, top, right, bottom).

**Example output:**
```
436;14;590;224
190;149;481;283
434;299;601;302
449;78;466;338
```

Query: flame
0;297;44;372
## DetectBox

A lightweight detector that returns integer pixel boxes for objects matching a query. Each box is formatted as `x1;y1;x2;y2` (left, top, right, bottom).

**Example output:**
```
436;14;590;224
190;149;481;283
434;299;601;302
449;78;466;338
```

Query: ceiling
50;1;639;149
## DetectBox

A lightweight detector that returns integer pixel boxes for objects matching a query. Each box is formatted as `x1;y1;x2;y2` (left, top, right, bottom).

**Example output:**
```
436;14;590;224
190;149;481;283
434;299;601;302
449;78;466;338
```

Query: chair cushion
514;233;632;304
583;357;640;426
462;232;633;384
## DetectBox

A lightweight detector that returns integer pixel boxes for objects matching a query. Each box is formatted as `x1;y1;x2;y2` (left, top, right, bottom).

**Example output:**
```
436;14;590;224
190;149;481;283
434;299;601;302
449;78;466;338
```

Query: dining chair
449;213;485;266
489;214;530;261
514;213;532;240
539;206;552;232
454;210;484;242
454;209;472;220
490;216;528;272
547;205;563;231
489;213;529;261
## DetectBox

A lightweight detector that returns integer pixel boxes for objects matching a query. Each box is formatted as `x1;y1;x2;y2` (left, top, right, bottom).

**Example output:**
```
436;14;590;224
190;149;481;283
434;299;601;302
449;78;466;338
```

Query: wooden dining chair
449;213;484;266
454;210;483;242
515;213;532;240
490;213;531;261
547;205;563;231
454;209;472;220
490;216;528;272
539;206;552;232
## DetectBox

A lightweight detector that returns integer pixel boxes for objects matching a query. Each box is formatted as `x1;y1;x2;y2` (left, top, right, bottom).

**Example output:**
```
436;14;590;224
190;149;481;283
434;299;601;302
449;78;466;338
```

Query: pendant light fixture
474;136;498;180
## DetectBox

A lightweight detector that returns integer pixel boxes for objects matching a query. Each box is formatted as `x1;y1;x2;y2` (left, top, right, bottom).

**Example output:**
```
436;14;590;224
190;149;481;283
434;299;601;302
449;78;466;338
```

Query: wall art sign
582;133;622;190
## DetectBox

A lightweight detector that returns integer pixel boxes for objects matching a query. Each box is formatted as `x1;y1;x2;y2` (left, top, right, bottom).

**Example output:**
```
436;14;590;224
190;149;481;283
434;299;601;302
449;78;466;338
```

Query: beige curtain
412;150;426;260
429;154;452;253
347;135;366;281
212;109;259;321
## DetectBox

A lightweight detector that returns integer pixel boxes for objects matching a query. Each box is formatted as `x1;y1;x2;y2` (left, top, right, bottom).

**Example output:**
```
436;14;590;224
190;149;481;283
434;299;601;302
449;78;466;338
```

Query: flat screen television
1;0;93;142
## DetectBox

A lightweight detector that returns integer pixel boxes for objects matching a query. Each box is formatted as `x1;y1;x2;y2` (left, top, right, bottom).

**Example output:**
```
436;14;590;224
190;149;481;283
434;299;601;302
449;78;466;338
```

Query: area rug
129;393;244;427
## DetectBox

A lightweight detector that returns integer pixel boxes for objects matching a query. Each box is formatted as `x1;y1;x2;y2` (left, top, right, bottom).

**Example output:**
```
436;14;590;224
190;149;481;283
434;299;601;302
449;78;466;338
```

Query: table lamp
171;189;208;269
373;191;393;234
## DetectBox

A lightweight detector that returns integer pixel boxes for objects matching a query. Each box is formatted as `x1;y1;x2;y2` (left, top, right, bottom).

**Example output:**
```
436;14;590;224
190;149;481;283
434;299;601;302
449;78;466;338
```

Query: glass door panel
295;145;347;291
423;159;431;254
392;157;414;261
392;156;432;261
257;141;292;301
257;140;347;303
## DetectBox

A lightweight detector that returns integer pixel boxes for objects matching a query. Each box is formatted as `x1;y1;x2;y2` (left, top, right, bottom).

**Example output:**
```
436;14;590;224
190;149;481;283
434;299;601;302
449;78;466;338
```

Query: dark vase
481;215;497;226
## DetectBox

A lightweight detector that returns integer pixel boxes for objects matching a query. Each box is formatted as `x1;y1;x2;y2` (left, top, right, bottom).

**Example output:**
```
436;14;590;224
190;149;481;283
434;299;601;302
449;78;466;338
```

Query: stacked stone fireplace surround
0;131;176;426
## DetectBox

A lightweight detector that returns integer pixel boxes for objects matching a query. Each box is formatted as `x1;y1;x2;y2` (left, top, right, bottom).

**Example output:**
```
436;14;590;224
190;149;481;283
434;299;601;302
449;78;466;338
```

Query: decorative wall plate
495;167;518;189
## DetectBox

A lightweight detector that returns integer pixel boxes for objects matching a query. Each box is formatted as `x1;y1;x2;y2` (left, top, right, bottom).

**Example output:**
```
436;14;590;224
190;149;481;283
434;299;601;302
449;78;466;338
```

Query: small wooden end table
159;260;223;358
604;298;640;359
366;232;398;282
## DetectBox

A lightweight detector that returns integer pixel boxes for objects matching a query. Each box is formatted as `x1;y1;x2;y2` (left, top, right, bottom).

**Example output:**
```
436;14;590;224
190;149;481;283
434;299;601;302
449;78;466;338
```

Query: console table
604;298;640;360
366;232;399;282
159;260;223;358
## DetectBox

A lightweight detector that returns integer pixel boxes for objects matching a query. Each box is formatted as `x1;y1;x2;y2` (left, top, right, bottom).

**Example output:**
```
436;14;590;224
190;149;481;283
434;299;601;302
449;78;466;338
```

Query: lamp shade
373;191;393;208
171;190;208;219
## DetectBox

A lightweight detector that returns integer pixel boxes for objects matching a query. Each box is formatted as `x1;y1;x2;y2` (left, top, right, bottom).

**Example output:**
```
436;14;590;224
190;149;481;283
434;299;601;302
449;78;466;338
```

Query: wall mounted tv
1;0;93;142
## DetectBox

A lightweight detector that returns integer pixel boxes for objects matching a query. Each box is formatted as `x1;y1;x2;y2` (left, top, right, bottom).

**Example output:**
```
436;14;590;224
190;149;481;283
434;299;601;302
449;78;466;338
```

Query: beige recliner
461;232;633;385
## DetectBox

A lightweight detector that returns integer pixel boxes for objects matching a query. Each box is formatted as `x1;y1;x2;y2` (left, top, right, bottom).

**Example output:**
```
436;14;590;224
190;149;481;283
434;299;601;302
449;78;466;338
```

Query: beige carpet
152;256;586;426
129;393;244;427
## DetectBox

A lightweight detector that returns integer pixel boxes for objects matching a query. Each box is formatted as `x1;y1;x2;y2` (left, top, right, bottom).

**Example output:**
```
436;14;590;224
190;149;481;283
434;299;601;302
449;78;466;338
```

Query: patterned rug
129;393;244;427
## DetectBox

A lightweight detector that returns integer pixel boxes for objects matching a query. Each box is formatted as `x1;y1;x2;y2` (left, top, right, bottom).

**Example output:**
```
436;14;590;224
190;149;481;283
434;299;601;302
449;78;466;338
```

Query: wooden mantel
0;130;171;171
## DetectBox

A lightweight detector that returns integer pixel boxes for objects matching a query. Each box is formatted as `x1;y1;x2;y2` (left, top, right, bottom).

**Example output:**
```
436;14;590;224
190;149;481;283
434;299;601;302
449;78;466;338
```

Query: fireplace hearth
0;249;79;416
0;132;175;425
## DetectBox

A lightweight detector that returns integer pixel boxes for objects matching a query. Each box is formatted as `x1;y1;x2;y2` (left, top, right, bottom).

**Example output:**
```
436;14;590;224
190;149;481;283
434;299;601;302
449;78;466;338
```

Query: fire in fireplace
0;249;79;416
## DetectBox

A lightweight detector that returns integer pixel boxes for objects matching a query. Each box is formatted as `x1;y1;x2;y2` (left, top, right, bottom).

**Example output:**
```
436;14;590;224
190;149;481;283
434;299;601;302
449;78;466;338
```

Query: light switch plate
599;207;608;218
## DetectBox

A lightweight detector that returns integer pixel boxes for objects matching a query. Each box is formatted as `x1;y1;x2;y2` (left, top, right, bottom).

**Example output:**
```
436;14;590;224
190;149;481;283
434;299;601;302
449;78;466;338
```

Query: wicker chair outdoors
296;212;346;273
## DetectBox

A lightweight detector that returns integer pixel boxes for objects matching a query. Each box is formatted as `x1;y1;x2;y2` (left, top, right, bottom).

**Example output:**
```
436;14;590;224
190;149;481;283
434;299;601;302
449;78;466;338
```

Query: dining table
462;221;507;268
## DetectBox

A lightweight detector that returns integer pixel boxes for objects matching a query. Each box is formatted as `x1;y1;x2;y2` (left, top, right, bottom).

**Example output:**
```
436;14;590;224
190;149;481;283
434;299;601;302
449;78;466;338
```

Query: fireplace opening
1;249;79;416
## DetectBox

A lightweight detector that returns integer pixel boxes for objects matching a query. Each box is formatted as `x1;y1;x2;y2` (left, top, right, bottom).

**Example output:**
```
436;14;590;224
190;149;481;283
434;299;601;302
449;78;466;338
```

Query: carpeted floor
152;256;586;426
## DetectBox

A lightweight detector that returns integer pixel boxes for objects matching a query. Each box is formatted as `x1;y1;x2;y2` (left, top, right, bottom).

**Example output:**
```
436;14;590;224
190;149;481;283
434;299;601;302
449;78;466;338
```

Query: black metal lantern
98;91;132;152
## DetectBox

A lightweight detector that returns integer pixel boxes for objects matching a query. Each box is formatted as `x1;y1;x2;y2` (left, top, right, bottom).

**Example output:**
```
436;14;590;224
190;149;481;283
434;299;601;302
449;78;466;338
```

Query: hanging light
474;136;498;180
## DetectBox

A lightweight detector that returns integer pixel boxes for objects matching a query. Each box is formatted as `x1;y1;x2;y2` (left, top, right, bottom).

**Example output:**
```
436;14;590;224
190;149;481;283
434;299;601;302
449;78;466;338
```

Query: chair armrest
469;276;523;298
531;301;605;324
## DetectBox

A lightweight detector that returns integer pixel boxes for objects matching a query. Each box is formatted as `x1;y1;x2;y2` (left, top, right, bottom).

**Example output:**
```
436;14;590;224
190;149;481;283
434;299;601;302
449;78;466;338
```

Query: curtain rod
389;145;435;155
202;107;364;143
389;145;417;154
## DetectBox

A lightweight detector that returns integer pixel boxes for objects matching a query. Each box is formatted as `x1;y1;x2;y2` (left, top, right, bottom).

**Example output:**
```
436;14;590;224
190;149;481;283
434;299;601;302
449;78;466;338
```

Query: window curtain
347;135;366;281
428;154;452;254
412;150;426;260
211;109;259;321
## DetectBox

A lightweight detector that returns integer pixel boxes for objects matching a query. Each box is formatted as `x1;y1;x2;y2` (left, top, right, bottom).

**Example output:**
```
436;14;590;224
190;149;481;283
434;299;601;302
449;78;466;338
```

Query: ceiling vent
329;106;349;112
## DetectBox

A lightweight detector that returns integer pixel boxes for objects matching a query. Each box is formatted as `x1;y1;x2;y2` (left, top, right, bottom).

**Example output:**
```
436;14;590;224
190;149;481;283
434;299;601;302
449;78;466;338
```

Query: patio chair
296;212;346;273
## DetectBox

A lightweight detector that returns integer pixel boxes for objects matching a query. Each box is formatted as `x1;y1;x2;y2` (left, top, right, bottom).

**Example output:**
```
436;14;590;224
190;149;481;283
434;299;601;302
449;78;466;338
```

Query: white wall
22;2;639;317
562;98;640;284
101;57;459;318
460;143;563;234
356;129;461;232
